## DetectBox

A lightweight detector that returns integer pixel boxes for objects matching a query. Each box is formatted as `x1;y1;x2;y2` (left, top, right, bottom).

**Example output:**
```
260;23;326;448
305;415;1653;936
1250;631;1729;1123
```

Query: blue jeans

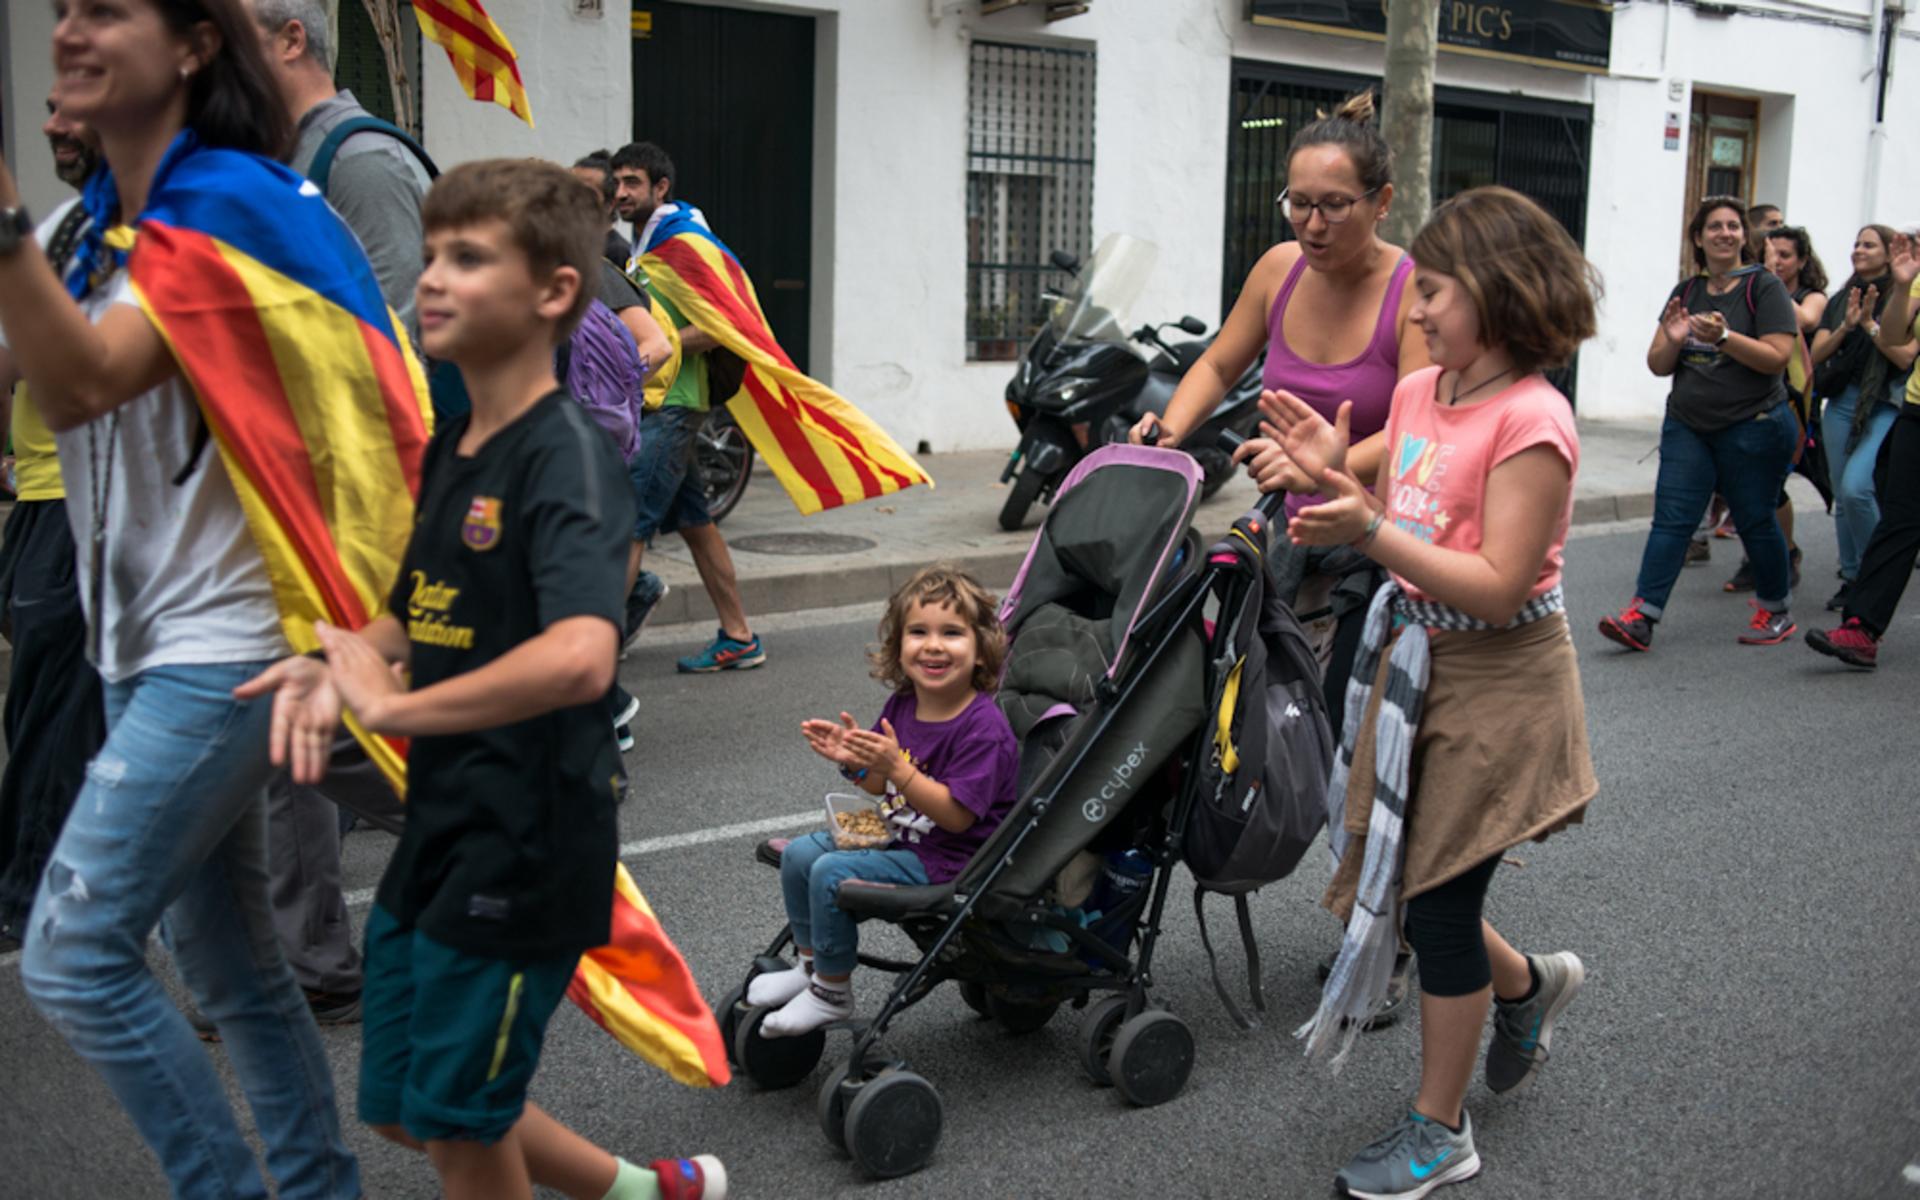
630;405;713;541
1635;401;1798;615
20;662;360;1200
1820;384;1901;580
778;830;928;977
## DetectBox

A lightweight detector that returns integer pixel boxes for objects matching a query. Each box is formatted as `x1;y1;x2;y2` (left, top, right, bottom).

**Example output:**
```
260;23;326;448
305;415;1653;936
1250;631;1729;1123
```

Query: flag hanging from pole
410;0;534;127
637;204;931;515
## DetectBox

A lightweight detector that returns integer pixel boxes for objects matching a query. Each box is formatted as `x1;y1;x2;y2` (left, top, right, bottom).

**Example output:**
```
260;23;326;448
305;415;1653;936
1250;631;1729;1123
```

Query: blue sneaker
1335;1110;1480;1200
676;628;765;674
623;571;669;658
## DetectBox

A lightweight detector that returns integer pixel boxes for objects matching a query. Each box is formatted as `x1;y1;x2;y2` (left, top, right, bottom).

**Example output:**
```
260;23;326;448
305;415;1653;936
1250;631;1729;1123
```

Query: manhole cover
730;531;877;556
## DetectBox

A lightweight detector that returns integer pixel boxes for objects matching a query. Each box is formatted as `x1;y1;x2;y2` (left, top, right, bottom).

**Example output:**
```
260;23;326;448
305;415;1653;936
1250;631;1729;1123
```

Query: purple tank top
1263;253;1414;514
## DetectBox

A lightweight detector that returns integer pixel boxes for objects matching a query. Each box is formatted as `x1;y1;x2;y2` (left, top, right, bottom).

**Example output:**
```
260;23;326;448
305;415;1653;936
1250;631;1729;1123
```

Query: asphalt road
2;518;1917;1200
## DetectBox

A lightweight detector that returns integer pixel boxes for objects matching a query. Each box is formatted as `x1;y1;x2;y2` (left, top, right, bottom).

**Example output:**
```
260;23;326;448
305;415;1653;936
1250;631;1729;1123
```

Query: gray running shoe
1335;1109;1480;1200
1486;950;1585;1095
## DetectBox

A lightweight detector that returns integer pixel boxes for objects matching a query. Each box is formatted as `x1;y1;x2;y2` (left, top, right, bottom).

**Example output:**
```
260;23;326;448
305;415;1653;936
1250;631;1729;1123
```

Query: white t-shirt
0;205;286;682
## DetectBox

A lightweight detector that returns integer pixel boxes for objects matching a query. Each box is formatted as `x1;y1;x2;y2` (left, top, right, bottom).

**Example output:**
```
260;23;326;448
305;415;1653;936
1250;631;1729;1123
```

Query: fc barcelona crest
462;496;503;552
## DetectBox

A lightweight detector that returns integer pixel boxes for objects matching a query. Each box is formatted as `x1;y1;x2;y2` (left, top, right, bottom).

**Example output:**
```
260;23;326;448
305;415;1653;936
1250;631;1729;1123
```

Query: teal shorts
357;904;579;1144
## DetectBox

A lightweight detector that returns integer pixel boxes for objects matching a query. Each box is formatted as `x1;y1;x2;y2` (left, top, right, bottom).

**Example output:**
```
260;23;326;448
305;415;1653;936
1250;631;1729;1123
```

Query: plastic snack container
825;791;893;849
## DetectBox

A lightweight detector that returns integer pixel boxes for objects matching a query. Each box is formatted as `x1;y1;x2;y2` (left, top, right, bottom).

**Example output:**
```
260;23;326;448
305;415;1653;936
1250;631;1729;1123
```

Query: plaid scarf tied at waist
1295;580;1567;1067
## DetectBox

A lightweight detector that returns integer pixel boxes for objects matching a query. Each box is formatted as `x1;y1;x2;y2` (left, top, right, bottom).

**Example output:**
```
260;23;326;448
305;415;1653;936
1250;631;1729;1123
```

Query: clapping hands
802;713;905;783
1234;390;1351;495
1287;463;1383;549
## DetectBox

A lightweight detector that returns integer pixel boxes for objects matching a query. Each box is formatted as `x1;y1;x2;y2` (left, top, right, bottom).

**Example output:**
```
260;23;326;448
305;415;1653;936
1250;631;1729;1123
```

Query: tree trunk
1380;0;1437;251
359;0;419;138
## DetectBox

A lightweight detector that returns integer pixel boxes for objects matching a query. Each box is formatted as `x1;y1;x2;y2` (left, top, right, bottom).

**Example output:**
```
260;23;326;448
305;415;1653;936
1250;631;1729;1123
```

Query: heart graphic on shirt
1396;434;1429;481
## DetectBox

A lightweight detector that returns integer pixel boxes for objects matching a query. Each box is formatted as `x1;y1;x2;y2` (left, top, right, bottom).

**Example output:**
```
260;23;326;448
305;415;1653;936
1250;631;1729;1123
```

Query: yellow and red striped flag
411;0;533;127
96;134;726;1088
638;205;931;515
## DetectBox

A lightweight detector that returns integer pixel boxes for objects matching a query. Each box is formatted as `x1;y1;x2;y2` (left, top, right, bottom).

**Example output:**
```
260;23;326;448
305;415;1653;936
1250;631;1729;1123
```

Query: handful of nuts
832;807;893;849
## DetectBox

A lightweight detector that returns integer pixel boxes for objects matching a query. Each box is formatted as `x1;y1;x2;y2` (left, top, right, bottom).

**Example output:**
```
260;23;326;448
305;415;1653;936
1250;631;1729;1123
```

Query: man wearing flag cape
612;141;933;671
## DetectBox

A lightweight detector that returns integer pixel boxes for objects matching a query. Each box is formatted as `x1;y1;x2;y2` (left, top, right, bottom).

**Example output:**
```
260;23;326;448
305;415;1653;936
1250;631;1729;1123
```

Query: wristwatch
1714;325;1730;346
0;205;33;257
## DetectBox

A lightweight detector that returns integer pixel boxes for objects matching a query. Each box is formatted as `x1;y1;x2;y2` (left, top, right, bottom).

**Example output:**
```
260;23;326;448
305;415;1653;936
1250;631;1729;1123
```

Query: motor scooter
998;234;1263;531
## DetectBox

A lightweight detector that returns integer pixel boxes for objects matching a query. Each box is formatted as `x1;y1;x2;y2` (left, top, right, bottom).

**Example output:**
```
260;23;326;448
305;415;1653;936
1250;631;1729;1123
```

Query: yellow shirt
1906;277;1920;408
9;383;64;502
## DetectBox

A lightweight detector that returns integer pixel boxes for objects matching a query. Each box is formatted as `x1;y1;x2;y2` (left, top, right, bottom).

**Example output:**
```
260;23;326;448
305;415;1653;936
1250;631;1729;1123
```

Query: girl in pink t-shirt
1259;187;1602;1200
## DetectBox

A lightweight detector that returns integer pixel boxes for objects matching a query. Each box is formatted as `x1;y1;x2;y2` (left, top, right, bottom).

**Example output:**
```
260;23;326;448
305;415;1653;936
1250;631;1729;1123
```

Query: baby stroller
716;442;1317;1179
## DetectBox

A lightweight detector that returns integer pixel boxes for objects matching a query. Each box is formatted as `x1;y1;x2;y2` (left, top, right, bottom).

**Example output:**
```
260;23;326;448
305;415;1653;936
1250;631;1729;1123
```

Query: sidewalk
641;418;1668;628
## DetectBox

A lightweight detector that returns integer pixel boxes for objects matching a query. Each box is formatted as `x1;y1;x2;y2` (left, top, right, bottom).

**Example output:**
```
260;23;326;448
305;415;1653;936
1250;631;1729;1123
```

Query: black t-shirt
598;260;646;312
374;391;637;958
604;228;633;271
1665;266;1798;432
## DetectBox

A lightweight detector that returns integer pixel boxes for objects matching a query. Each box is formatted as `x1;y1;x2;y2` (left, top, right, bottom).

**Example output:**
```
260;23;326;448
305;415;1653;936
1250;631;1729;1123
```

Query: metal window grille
335;1;424;134
966;40;1096;361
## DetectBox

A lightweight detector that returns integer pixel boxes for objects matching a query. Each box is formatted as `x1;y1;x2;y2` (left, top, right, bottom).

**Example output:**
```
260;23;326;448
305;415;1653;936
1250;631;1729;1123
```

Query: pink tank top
1262;252;1414;514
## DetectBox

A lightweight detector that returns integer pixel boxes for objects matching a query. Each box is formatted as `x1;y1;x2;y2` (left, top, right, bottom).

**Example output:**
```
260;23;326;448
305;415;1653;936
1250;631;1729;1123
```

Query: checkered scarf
1296;581;1566;1067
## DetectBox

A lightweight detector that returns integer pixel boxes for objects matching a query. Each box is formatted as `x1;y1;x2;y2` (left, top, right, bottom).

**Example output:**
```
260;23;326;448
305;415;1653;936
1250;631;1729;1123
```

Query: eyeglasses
1277;187;1381;226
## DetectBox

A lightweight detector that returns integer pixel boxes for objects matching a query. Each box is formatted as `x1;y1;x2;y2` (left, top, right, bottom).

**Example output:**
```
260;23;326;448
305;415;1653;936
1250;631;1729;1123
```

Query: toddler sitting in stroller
752;565;1020;1036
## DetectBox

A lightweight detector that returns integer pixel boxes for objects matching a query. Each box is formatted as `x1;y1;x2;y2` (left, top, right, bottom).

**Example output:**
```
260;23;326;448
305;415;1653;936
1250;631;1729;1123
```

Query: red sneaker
653;1155;728;1200
1737;602;1797;646
1805;618;1878;670
1597;599;1655;651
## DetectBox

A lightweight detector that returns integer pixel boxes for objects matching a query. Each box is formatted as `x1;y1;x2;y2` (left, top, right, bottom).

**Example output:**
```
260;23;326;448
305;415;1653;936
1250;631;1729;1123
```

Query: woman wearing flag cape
0;1;725;1194
0;1;369;1194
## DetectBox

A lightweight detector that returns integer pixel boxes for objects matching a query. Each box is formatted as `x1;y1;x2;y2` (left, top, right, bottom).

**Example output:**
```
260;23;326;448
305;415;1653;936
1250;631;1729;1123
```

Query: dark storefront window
1224;62;1592;400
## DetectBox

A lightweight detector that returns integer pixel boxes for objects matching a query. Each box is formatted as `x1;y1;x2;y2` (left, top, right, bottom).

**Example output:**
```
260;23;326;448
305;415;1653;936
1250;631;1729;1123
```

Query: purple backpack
556;299;648;463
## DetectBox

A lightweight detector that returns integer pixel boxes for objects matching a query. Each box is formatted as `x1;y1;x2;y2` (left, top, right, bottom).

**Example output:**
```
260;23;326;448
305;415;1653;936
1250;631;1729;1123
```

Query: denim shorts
357;904;577;1144
630;406;712;541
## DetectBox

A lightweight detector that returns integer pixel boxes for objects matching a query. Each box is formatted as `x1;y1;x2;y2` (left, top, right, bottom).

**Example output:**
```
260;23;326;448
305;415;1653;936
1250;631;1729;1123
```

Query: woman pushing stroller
750;566;1020;1037
1253;187;1601;1200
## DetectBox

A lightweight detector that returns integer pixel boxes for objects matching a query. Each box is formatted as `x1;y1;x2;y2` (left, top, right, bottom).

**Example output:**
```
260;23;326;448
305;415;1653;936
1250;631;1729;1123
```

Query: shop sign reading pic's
1249;0;1611;73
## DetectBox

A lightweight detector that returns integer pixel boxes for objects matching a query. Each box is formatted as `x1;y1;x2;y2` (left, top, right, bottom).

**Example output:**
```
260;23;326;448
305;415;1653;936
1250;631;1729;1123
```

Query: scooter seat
835;878;959;920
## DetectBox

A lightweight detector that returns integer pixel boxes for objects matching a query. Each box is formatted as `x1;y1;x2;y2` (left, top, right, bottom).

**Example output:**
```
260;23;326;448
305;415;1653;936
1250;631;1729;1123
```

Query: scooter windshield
1049;233;1159;346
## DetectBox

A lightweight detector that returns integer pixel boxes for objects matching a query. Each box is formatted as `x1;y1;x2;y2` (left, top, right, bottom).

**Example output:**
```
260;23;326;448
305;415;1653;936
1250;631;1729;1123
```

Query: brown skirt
1325;611;1597;921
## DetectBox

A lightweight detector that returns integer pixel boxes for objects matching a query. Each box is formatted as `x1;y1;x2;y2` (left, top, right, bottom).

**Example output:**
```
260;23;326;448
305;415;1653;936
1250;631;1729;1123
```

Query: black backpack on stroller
1183;530;1334;1027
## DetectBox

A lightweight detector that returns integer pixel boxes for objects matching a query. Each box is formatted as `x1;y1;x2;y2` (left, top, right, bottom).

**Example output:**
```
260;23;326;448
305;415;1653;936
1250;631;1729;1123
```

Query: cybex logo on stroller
1082;741;1150;823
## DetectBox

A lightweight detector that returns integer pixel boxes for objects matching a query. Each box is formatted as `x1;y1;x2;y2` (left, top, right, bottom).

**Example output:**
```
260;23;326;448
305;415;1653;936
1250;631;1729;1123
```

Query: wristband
838;764;868;782
1354;509;1385;549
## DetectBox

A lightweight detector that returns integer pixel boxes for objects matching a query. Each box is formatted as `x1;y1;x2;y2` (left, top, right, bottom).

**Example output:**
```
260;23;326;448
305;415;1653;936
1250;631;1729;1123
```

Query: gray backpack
1185;556;1334;1028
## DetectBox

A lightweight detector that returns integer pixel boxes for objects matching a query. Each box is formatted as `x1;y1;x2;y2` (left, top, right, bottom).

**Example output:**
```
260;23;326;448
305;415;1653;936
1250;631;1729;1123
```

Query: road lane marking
0;810;819;970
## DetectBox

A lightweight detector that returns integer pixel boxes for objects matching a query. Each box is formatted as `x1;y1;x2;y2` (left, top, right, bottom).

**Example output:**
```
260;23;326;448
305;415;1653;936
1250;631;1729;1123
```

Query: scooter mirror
1177;315;1207;335
1049;250;1080;274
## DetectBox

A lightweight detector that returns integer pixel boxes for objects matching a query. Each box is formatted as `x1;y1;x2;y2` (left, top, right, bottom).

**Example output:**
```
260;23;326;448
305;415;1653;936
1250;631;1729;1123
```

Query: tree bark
1380;0;1437;251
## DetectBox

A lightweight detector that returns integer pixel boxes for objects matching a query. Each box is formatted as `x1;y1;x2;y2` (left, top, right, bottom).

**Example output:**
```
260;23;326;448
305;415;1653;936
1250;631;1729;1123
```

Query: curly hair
1410;186;1602;376
1686;195;1754;272
1763;226;1829;294
869;565;1006;696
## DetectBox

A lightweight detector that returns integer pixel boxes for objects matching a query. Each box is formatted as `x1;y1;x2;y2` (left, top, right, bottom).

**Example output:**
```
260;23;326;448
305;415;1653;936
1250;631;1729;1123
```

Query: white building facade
4;0;1915;448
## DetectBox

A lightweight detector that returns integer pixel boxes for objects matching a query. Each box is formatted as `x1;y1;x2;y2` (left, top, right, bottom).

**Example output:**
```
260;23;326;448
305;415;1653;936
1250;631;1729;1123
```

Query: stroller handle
1214;429;1288;523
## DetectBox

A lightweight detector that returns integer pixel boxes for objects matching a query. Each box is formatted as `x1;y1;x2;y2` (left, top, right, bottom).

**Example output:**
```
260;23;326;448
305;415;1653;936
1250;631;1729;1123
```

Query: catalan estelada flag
70;132;725;1088
638;204;931;515
411;0;534;127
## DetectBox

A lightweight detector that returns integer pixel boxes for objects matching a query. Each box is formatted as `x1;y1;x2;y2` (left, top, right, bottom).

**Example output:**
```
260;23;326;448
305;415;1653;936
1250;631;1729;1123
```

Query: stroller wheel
958;981;990;1017
985;992;1060;1035
1108;1009;1195;1108
715;985;747;1069
733;1004;826;1091
816;1061;855;1153
844;1069;943;1179
1076;996;1131;1087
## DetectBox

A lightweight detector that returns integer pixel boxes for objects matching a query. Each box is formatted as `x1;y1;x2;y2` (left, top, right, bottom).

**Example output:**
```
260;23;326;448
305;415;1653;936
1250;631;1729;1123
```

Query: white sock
762;977;852;1037
745;953;812;1007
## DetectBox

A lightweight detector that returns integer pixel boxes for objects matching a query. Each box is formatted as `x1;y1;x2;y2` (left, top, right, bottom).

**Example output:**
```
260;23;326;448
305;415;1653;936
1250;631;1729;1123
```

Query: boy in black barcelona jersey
240;160;726;1200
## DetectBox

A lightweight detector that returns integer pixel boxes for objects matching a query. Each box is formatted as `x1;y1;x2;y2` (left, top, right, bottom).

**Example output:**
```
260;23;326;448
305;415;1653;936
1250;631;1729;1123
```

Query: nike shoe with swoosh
1487;950;1586;1094
1335;1109;1480;1200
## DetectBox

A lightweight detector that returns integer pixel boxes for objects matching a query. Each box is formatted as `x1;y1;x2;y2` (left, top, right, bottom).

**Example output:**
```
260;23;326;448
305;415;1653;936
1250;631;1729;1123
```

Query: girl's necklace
1446;368;1514;406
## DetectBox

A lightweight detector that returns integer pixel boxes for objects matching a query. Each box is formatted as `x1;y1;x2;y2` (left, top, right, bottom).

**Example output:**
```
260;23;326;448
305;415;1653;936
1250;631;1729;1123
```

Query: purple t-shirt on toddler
873;690;1020;883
